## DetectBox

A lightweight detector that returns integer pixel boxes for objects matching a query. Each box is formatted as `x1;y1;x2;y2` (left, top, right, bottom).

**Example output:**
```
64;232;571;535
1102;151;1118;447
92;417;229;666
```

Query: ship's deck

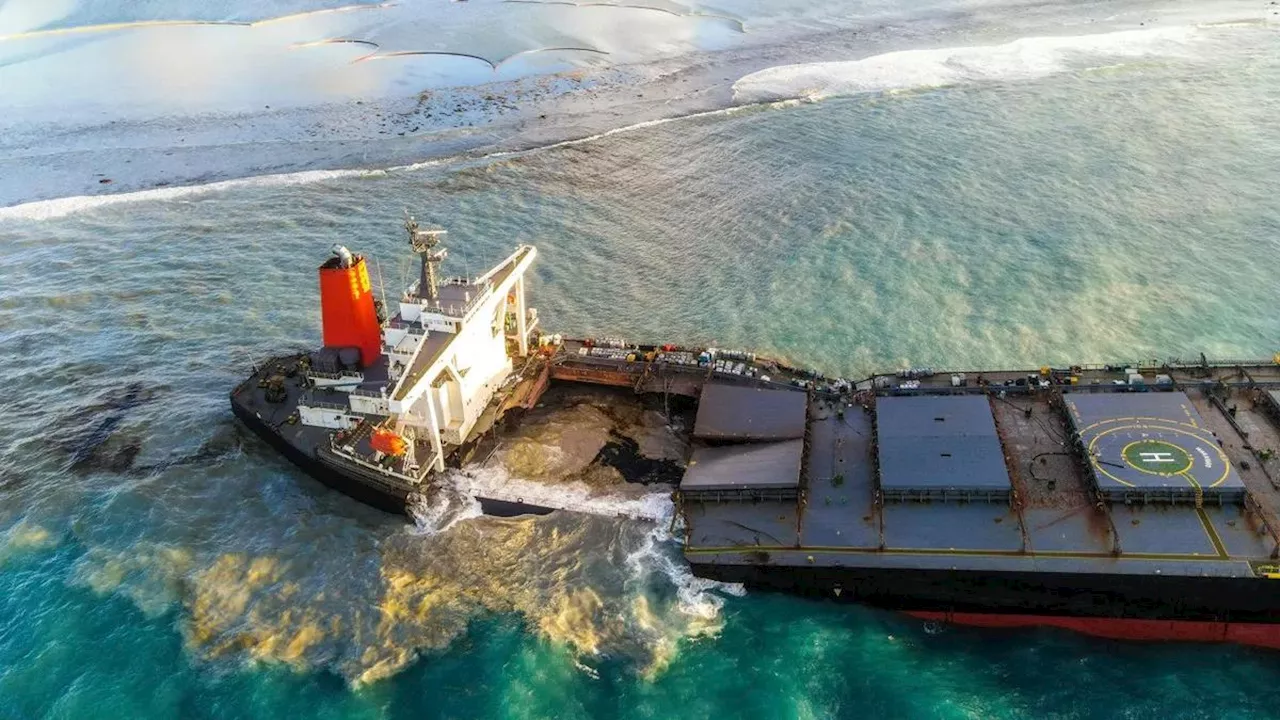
391;331;454;402
680;361;1280;580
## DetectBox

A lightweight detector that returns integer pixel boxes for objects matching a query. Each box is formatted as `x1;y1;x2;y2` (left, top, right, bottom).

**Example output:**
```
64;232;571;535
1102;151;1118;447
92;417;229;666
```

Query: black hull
477;497;557;518
689;562;1280;624
233;398;578;519
232;402;409;515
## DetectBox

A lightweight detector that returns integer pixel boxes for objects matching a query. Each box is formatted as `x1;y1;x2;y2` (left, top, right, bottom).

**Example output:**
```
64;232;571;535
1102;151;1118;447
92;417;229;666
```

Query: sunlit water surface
1;22;1279;719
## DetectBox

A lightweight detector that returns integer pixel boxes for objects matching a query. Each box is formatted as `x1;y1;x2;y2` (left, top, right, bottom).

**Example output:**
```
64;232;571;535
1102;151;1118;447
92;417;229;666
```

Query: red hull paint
906;611;1280;649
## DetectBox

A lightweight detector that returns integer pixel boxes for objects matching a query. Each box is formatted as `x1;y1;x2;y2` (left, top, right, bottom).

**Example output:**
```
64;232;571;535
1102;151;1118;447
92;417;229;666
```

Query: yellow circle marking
1076;414;1203;435
1086;421;1231;488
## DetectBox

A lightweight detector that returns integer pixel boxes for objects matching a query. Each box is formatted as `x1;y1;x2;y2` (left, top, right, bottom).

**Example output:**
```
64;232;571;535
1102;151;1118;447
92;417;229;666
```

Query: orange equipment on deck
370;428;408;456
318;251;381;367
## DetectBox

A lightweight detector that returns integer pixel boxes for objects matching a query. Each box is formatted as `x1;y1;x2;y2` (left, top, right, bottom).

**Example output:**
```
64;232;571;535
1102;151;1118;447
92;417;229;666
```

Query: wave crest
732;26;1201;103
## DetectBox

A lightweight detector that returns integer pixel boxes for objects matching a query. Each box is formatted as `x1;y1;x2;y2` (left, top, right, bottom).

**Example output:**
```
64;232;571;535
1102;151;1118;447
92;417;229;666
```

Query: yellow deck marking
1076;415;1203;435
1195;508;1230;558
1183;472;1230;558
1086;420;1230;488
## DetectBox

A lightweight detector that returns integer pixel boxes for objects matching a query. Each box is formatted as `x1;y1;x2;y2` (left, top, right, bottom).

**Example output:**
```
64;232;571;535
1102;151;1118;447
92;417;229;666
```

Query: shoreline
0;1;1268;216
0;43;762;213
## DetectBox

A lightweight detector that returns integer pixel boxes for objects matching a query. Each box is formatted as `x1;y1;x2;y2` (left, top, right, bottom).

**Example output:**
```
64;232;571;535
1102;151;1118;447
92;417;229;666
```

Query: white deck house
296;225;537;483
387;243;537;471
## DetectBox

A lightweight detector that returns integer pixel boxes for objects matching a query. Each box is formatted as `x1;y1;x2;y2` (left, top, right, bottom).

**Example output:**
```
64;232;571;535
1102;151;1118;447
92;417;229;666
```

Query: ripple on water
44;393;731;686
0;25;1278;711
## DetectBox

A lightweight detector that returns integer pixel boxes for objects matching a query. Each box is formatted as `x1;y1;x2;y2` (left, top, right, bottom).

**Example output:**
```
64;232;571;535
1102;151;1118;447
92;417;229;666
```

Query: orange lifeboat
370;428;408;456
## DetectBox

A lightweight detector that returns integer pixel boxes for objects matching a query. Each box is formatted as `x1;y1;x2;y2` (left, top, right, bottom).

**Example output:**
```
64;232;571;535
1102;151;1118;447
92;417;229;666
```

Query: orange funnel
318;253;381;368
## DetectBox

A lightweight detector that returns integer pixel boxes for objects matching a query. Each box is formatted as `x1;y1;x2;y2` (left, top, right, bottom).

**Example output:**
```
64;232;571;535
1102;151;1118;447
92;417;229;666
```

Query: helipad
1063;391;1245;504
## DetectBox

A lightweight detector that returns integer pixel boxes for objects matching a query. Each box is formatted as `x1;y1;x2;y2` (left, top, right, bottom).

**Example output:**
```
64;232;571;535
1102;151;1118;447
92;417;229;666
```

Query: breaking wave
0;100;805;222
406;485;482;537
732;26;1203;103
448;465;676;522
489;98;806;159
0;167;383;221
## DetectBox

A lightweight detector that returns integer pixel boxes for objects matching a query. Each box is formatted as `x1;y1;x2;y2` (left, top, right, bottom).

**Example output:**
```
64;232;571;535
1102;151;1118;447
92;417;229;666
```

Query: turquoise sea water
2;23;1280;719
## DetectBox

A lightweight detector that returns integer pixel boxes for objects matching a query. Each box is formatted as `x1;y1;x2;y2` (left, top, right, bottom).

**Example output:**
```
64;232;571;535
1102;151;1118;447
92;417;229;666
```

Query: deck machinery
233;230;1280;648
678;365;1280;647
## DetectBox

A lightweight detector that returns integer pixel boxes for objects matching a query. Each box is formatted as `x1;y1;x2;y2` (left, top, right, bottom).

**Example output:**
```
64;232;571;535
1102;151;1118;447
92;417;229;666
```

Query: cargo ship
232;222;1280;649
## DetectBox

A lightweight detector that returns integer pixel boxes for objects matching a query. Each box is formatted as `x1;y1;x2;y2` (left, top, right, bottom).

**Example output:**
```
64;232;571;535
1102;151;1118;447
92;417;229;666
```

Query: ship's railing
559;333;1278;383
681;487;800;503
442;276;490;288
300;398;348;411
350;388;383;398
567;353;1280;399
1074;358;1275;370
322;446;425;492
881;488;1012;504
403;278;491;318
564;354;706;375
872;359;1279;383
1244;492;1280;558
1100;487;1245;506
327;436;432;486
386;318;427;334
873;383;1030;397
308;370;364;381
560;337;1280;402
425;299;482;318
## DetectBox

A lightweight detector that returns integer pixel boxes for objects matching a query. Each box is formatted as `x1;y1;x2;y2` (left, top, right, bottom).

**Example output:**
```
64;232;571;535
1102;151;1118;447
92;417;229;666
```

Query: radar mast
405;215;448;303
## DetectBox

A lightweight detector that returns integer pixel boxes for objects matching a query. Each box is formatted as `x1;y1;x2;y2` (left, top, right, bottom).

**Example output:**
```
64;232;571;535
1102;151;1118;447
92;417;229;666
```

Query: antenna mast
405;215;448;303
373;256;389;322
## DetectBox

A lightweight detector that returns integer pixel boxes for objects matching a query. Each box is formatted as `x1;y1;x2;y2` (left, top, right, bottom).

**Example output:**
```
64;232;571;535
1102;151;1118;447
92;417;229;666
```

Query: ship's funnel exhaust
331;243;355;269
318;247;381;368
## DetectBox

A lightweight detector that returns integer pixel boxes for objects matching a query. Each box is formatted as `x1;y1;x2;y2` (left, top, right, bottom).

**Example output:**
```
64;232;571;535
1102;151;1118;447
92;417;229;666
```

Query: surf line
0;100;806;222
501;0;746;32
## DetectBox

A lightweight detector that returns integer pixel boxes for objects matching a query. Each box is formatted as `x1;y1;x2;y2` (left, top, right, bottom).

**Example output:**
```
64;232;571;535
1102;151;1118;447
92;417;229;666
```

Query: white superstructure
388;243;538;468
294;223;538;485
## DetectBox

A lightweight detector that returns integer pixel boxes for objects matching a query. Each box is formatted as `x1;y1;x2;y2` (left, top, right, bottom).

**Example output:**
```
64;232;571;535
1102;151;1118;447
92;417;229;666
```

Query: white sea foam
625;519;745;622
496;98;806;158
0;101;801;223
0;167;383;222
447;465;675;523
732;26;1203;103
406;486;483;536
416;464;744;605
9;23;1198;223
